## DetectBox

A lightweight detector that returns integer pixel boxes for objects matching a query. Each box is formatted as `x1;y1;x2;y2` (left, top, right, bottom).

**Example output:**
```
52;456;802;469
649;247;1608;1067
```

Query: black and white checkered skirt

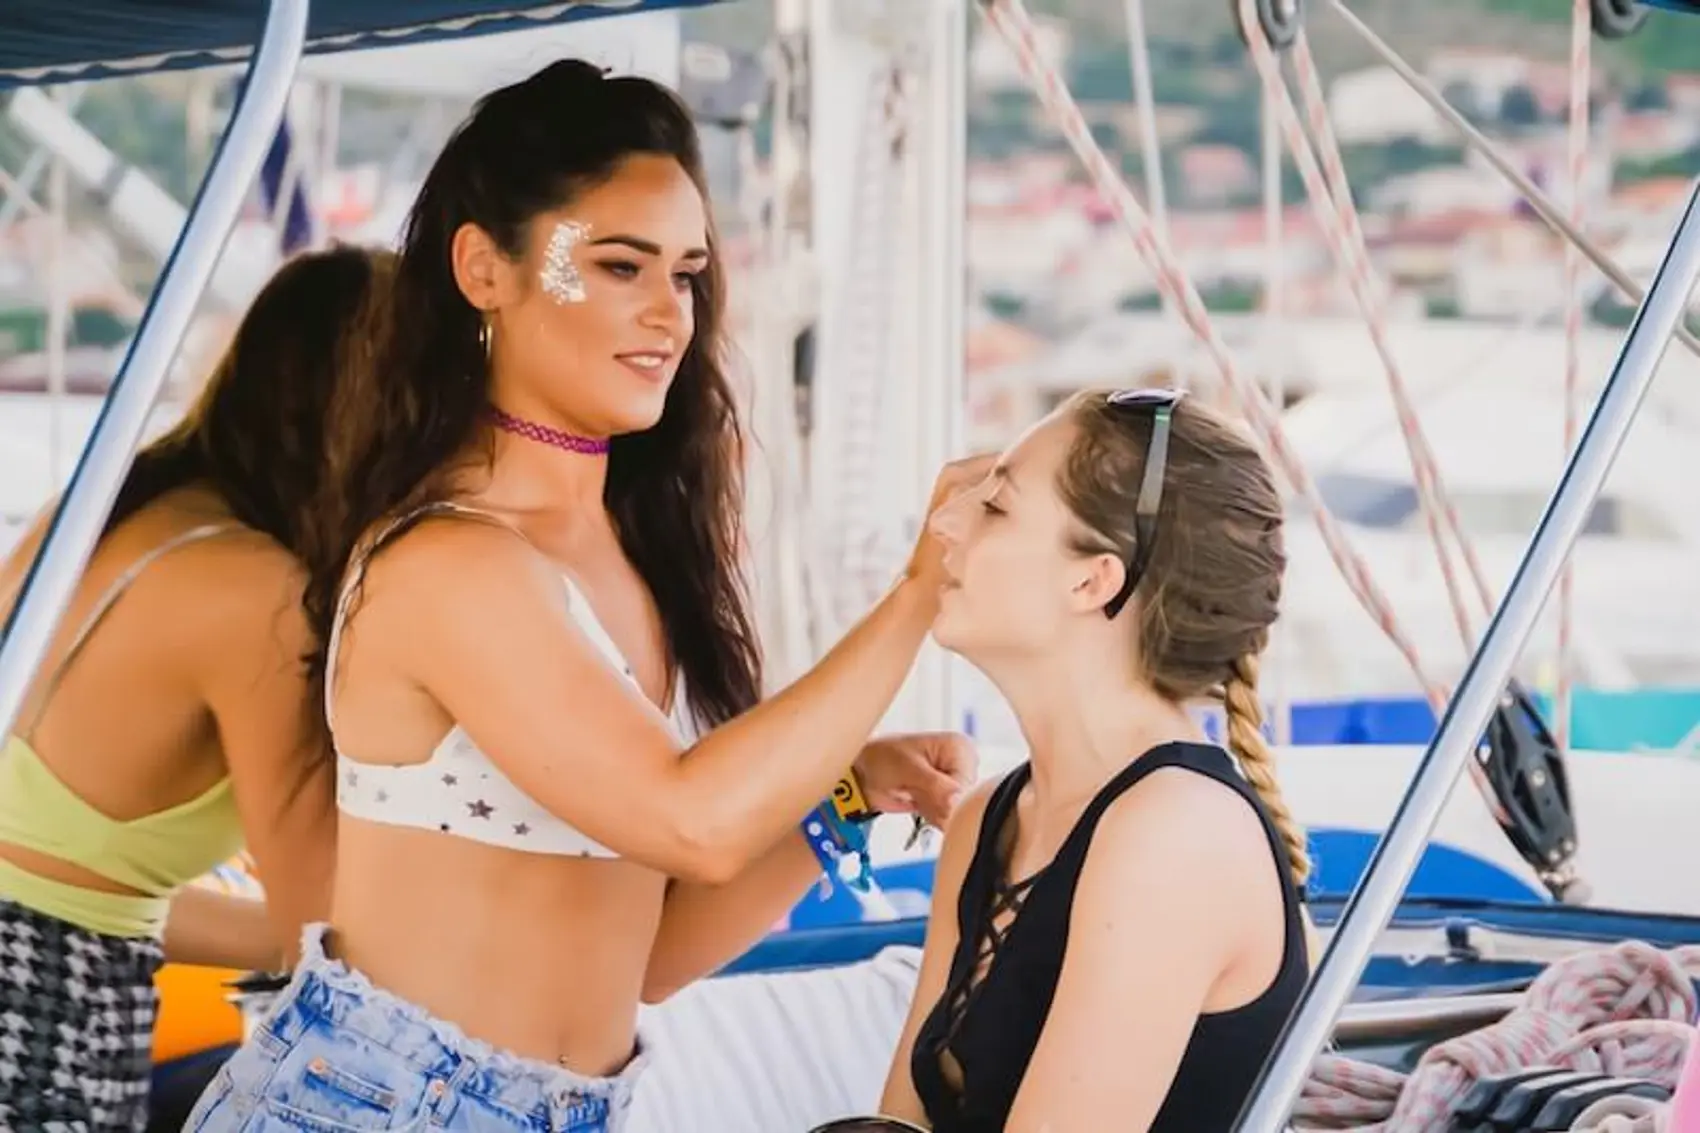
0;897;163;1131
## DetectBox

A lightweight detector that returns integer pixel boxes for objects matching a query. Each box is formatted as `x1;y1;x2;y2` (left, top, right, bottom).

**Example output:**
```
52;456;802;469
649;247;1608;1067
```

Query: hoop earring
478;318;492;365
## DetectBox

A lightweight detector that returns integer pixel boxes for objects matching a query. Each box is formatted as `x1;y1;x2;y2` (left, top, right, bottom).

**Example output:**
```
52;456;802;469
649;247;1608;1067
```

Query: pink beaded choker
489;406;611;455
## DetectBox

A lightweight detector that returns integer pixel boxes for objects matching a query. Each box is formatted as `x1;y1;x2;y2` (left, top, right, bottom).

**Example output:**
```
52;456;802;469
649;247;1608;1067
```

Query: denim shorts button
427;1080;446;1098
307;1057;328;1074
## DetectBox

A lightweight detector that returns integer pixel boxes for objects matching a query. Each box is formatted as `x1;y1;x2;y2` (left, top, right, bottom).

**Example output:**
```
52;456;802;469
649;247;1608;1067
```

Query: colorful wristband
830;770;880;823
801;773;878;893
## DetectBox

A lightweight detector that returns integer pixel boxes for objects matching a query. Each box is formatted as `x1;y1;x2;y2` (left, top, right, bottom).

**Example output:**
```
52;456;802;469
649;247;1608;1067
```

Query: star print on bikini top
335;576;695;857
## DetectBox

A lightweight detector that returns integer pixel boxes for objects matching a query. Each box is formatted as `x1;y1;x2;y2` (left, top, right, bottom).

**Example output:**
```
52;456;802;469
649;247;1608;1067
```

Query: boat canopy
0;0;730;90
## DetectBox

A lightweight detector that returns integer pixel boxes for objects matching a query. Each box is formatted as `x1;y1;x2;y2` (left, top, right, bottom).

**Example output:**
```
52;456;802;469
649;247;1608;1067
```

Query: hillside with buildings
950;1;1698;322
2;1;1697;399
685;0;1700;78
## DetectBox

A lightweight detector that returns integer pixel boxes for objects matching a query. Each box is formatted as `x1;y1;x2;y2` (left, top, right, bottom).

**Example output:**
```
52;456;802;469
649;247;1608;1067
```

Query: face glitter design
540;219;591;304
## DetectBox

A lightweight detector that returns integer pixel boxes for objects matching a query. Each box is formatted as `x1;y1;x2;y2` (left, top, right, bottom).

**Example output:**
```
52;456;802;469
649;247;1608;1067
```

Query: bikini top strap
17;522;239;741
321;501;525;732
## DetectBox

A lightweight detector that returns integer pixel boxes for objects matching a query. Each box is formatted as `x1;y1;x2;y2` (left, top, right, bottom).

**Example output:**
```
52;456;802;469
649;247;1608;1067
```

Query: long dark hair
105;244;389;644
309;60;762;729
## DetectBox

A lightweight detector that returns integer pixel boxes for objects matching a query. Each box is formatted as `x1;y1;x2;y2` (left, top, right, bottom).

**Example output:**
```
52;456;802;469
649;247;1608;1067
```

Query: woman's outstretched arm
383;457;994;886
641;733;973;1003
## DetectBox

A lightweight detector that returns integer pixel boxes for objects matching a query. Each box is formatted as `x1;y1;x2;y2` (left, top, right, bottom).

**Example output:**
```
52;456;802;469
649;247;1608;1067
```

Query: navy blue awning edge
0;1;731;91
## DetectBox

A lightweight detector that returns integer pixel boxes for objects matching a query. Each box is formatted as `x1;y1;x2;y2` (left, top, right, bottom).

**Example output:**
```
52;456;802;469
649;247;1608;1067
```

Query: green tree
1066;43;1131;103
985;290;1029;320
1201;280;1262;312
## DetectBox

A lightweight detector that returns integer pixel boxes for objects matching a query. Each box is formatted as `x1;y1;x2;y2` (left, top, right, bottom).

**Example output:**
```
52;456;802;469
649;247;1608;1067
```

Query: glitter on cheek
539;220;592;304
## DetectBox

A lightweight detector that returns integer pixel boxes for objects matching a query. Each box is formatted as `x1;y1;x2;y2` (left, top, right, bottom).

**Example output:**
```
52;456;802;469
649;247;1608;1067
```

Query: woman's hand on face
905;453;998;592
854;731;978;829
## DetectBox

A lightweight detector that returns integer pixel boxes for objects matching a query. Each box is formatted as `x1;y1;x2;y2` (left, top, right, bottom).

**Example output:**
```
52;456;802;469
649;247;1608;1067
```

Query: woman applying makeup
188;61;981;1133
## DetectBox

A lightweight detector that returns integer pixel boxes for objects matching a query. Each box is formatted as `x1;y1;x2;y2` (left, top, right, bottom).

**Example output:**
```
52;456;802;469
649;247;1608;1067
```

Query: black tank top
908;742;1309;1133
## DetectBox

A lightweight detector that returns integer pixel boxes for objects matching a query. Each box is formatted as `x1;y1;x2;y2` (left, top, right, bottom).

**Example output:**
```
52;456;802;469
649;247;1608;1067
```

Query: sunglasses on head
1100;387;1184;619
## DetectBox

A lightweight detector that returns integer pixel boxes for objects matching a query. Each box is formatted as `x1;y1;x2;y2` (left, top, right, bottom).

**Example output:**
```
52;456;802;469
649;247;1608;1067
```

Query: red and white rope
1556;0;1593;753
978;0;1623;834
1249;0;1604;807
1570;1095;1668;1133
1235;1;1496;657
1296;941;1700;1131
978;0;1447;709
1290;33;1499;629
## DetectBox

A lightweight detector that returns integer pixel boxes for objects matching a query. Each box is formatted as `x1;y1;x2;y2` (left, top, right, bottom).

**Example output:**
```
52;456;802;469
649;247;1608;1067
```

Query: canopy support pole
908;0;969;733
1234;178;1700;1131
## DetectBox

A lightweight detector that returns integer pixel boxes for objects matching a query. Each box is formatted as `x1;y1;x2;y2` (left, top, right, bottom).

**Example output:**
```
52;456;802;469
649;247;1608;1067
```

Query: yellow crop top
0;735;244;937
0;523;246;937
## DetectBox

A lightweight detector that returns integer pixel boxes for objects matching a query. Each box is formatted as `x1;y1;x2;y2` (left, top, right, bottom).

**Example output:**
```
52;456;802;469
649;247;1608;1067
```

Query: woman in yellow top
0;244;388;1131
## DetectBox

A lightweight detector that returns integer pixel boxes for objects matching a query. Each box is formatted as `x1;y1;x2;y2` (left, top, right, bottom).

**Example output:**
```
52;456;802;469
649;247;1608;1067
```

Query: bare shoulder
943;769;1010;846
358;511;554;605
187;525;301;582
347;511;583;688
955;771;1007;829
1086;766;1273;894
169;525;303;615
932;768;1014;884
162;528;314;686
114;488;301;607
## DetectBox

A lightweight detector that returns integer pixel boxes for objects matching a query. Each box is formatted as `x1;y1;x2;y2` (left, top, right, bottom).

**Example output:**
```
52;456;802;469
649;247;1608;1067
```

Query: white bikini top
327;502;699;857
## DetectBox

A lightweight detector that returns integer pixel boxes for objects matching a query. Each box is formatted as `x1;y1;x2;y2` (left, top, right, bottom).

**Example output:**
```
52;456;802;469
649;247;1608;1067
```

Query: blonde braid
1223;651;1311;889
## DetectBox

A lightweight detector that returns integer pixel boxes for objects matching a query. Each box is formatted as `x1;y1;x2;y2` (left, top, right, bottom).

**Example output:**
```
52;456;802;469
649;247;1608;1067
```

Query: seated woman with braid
876;388;1315;1133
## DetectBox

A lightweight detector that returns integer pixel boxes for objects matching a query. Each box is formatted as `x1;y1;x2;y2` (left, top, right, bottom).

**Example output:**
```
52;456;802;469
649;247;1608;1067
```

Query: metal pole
1234;177;1700;1131
0;0;310;737
1122;0;1168;250
913;0;968;733
46;99;69;484
1262;94;1291;746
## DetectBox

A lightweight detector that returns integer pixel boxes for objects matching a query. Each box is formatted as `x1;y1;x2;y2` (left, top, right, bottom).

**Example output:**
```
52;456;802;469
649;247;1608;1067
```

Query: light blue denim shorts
185;924;647;1131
